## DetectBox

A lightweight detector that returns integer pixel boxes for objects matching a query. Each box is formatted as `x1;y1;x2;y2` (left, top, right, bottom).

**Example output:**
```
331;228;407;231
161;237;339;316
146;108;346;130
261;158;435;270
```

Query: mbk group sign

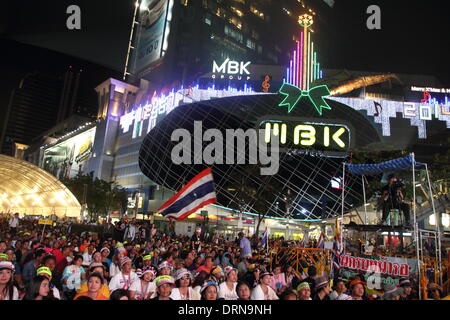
212;58;252;80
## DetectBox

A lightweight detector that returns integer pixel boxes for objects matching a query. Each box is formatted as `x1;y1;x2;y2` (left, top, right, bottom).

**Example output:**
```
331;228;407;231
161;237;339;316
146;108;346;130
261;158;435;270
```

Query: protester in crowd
22;248;46;286
210;266;225;283
251;271;279;300
8;213;19;235
297;282;312;300
75;262;110;298
152;275;174;300
238;232;252;259
427;283;443;300
382;283;404;300
270;264;287;294
170;268;200;300
313;276;331;301
218;266;238;300
36;266;61;300
158;261;173;276
24;275;53;300
236;281;251;300
285;265;301;289
73;273;109;300
108;257;139;298
399;278;413;300
196;256;214;274
134;267;157;300
61;254;85;300
329;278;350;300
110;289;130;300
0;261;19;300
280;289;298;300
201;280;219;300
349;279;366;300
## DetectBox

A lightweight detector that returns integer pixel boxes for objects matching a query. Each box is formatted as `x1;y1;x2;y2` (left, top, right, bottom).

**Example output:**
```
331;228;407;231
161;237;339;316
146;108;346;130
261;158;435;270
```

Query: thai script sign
338;253;418;289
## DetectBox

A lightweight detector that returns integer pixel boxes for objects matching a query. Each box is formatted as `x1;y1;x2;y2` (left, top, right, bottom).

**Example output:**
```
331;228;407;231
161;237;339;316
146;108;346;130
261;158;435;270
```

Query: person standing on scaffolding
380;174;411;227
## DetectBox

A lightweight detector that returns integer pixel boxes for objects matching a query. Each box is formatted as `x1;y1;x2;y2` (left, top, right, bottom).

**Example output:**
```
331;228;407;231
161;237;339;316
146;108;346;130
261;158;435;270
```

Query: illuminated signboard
212;58;251;80
120;86;260;139
42;127;96;179
134;0;174;78
411;86;450;94
330;97;450;139
259;117;352;157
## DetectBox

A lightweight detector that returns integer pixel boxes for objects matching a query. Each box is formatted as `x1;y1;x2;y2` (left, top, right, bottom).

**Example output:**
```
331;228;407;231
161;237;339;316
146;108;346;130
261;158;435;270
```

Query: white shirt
82;252;93;266
109;263;121;278
134;280;156;300
9;217;19;228
1;286;19;300
170;287;201;300
108;271;139;292
250;284;279;301
218;282;238;300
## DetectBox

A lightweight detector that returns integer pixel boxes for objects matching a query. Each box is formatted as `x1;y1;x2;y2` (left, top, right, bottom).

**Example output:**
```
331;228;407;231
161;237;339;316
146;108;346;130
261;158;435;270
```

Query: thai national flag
158;168;217;221
316;233;325;249
260;228;269;248
332;233;342;271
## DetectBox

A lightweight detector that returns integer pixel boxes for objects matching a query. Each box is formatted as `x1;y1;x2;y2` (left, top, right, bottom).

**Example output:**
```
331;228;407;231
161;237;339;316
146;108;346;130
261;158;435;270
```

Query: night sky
0;0;449;84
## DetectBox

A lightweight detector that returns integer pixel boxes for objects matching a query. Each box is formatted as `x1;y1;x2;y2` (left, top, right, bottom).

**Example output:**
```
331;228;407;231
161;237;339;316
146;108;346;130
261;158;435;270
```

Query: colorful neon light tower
299;13;314;90
285;13;322;91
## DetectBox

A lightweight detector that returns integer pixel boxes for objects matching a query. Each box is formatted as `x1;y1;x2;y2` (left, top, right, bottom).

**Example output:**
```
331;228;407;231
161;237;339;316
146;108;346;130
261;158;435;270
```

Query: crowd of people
0;214;447;301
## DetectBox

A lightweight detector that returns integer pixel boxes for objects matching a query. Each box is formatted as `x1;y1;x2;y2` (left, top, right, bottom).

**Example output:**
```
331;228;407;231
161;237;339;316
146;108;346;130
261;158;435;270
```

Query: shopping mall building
20;0;450;239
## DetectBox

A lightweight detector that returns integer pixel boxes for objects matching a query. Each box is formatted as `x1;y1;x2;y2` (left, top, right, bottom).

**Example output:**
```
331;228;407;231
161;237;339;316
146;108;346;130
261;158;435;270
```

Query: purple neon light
300;31;303;88
293;50;297;87
290;60;293;84
296;40;300;87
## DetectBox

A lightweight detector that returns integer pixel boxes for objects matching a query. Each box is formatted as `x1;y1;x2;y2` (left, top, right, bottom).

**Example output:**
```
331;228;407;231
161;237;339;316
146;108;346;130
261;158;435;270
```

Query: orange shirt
74;291;109;300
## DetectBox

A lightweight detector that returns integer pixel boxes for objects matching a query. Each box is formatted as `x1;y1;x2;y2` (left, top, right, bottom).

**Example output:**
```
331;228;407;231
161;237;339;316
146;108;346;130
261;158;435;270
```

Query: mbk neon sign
212;58;251;80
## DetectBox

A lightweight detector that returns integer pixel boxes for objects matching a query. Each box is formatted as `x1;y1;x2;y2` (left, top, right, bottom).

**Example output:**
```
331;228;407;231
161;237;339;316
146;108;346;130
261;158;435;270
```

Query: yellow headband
37;266;52;278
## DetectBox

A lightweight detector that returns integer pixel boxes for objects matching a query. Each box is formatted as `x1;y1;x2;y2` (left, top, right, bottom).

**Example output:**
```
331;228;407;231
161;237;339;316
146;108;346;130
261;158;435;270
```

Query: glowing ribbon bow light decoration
278;83;332;116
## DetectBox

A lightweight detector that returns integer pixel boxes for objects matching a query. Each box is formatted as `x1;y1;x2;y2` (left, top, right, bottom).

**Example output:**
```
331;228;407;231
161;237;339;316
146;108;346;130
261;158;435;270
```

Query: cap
195;227;201;232
260;271;273;279
211;266;224;277
0;261;15;272
224;266;237;277
142;266;157;278
200;280;219;294
36;266;52;278
136;268;143;277
155;275;175;287
399;279;412;288
143;254;153;261
100;247;110;254
315;276;330;290
120;256;132;267
297;282;310;291
158;261;173;270
0;253;9;261
89;262;105;270
175;268;192;281
349;280;366;289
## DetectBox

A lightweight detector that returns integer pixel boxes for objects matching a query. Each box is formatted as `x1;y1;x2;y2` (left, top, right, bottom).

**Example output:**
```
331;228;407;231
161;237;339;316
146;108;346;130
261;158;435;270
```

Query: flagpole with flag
157;168;217;221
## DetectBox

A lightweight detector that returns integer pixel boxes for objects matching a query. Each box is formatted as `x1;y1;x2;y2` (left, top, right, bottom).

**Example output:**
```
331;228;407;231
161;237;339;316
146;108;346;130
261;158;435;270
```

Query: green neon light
278;83;332;116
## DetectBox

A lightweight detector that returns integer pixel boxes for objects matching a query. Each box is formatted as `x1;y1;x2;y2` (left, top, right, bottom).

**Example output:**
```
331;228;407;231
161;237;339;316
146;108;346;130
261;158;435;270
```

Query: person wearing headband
135;267;157;300
108;256;139;299
250;271;279;300
152;275;175;300
170;269;200;300
200;280;219;300
218;266;238;300
36;266;61;299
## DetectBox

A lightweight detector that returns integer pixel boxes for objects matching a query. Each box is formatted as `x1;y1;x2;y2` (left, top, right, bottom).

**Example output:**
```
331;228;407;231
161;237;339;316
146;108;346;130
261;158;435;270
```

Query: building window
205;17;212;25
230;6;244;17
246;39;255;50
429;214;436;226
181;0;189;6
250;6;265;19
229;17;242;29
224;25;243;43
442;213;449;228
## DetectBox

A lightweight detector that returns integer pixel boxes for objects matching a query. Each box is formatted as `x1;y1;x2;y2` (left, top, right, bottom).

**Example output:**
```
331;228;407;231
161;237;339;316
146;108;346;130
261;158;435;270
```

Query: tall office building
127;0;333;88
